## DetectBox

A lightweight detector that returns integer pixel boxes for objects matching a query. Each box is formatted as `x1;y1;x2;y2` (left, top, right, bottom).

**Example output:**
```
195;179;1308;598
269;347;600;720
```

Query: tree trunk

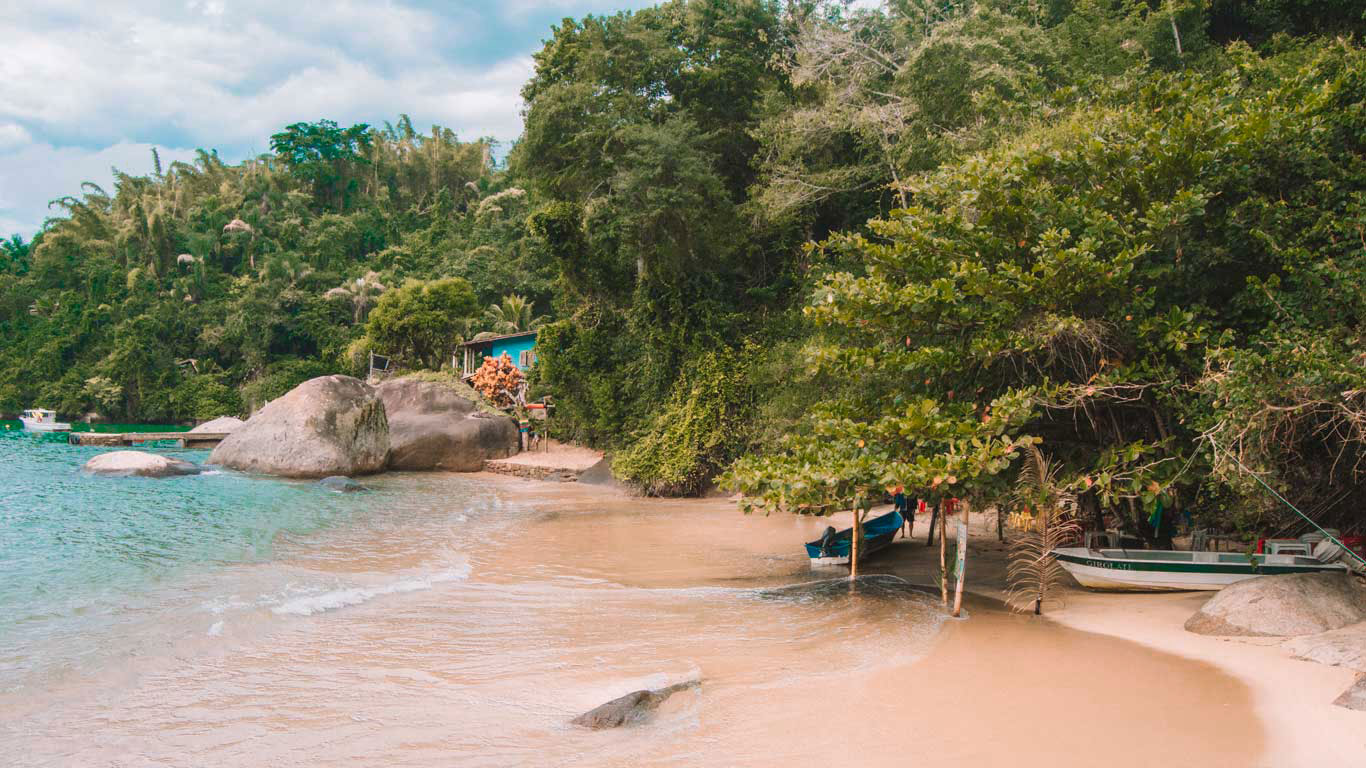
927;501;938;547
1168;1;1184;57
939;502;949;606
952;515;968;618
849;505;861;582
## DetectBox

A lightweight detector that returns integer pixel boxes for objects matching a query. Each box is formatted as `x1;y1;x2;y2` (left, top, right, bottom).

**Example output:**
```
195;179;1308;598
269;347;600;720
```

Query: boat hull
806;510;904;568
19;417;72;432
1053;548;1347;592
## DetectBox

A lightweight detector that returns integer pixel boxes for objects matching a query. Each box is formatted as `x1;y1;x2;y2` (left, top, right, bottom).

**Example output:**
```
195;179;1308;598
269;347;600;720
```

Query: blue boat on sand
805;509;904;568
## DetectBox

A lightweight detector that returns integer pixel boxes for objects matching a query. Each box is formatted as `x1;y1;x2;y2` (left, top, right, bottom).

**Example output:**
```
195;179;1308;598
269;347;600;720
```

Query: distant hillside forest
4;0;1365;536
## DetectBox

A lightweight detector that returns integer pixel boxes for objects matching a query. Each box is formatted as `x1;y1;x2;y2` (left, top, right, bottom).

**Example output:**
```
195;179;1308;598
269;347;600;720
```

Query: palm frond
1005;445;1081;614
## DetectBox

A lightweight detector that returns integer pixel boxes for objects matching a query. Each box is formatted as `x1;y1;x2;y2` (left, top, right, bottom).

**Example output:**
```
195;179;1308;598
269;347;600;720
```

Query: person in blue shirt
892;485;912;537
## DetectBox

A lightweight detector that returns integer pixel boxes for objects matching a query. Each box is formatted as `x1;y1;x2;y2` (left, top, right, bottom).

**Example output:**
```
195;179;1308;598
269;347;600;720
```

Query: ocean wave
270;563;472;617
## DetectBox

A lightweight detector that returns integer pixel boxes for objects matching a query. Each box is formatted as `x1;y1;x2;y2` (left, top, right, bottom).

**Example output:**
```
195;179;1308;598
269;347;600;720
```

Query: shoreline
847;505;1364;767
4;470;1359;766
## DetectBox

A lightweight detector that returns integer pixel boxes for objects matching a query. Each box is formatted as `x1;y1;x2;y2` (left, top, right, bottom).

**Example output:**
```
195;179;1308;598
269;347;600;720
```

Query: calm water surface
0;426;945;766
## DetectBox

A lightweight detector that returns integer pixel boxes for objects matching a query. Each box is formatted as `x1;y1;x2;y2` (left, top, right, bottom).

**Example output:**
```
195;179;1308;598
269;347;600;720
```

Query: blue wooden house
459;330;538;378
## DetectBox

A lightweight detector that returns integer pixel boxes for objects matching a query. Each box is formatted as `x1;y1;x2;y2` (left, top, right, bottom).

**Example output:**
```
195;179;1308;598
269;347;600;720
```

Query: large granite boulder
208;375;389;478
571;680;699;729
84;451;201;478
1283;621;1366;673
376;377;518;471
1185;572;1366;637
190;415;244;433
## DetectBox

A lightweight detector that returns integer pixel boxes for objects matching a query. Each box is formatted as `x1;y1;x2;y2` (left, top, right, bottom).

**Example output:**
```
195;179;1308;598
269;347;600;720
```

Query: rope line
1213;442;1366;569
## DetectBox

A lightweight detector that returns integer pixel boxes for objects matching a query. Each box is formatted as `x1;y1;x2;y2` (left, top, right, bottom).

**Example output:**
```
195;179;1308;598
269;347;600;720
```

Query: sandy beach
4;473;1361;766
866;506;1365;767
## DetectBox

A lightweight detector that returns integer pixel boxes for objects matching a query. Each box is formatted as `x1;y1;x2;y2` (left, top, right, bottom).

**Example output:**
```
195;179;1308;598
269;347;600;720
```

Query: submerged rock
208;375;389;478
571;680;699;730
190;415;245;434
376;377;517;472
1185;572;1366;637
83;451;201;478
319;475;368;493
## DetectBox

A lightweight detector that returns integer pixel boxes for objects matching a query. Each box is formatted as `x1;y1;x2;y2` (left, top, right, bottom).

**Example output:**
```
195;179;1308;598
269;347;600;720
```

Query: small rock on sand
1185;572;1366;637
83;451;201;478
571;680;699;729
1333;675;1366;711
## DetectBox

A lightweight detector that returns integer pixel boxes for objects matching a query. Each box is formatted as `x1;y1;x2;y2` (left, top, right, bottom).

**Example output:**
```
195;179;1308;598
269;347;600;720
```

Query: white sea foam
270;563;472;617
207;621;224;636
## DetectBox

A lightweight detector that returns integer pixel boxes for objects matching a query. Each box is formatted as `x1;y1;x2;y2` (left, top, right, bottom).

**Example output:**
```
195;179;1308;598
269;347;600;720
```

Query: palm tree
1006;446;1082;615
325;271;387;323
484;294;546;334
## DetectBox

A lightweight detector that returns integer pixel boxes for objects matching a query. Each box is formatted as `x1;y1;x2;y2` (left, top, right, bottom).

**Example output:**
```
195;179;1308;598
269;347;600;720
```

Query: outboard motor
818;526;839;558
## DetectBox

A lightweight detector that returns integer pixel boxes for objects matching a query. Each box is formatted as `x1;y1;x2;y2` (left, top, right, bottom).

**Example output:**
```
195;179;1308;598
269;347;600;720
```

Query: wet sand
0;474;1311;766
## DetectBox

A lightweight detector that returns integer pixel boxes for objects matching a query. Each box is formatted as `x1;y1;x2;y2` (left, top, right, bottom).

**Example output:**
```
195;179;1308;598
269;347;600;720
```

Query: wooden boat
806;509;904;568
19;408;71;432
1052;546;1348;592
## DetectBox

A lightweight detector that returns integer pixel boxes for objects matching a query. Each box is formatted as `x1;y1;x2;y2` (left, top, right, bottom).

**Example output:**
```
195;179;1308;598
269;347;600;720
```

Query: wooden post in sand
850;504;861;581
938;501;949;605
952;517;968;617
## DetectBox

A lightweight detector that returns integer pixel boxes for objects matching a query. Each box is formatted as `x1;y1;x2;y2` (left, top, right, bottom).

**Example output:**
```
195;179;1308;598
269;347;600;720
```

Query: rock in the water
1283;621;1366;673
376;377;518;472
83;451;201;478
1185;572;1366;637
578;457;624;488
571;680;699;729
319;475;368;492
208;375;389;478
190;415;244;433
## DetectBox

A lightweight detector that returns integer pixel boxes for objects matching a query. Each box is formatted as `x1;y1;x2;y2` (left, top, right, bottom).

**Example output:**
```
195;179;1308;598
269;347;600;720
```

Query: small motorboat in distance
1052;541;1349;592
19;408;72;432
806;509;904;568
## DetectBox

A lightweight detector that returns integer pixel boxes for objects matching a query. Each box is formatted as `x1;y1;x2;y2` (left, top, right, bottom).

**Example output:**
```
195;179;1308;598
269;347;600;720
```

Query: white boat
1052;546;1348;592
19;408;72;432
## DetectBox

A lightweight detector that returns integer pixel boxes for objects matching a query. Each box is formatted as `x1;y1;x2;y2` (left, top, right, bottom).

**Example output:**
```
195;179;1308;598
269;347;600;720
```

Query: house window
519;349;535;368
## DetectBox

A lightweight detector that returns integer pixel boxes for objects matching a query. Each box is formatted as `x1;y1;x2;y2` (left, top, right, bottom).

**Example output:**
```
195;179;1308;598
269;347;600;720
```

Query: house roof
457;329;538;349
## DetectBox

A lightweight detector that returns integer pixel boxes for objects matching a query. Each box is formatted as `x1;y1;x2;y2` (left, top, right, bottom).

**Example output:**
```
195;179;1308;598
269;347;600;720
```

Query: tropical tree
1006;446;1082;615
269;120;373;210
483;294;546;334
325;271;388;324
361;277;479;370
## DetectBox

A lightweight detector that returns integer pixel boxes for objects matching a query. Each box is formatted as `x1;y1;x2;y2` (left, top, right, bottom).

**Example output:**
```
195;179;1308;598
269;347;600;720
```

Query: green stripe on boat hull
1052;548;1347;592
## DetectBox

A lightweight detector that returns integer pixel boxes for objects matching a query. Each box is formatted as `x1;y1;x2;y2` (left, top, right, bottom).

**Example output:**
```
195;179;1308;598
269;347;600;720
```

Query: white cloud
0;141;198;238
0;123;31;151
0;0;663;237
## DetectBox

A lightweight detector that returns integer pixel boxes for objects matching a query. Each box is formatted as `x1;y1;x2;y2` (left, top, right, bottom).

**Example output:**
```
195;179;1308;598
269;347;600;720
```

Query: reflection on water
1;469;946;767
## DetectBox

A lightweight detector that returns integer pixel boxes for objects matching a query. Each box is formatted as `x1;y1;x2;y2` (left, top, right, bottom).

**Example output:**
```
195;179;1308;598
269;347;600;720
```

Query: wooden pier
68;432;229;449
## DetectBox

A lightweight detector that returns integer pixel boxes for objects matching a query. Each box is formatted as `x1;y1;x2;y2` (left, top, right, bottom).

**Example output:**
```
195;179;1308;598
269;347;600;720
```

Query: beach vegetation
2;0;1365;544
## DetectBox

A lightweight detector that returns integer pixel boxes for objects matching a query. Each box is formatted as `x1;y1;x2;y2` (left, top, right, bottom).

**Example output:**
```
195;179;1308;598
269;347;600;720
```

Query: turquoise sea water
0;423;375;691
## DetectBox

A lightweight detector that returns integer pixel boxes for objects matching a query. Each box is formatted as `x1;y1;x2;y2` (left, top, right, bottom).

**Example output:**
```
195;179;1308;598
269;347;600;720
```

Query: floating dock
68;432;229;449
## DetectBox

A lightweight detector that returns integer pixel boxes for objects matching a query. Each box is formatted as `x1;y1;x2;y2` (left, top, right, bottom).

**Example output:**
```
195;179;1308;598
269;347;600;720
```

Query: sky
0;0;667;239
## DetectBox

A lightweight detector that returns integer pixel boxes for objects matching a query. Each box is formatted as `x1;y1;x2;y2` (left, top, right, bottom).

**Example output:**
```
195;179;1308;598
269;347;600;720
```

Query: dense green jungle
3;0;1364;541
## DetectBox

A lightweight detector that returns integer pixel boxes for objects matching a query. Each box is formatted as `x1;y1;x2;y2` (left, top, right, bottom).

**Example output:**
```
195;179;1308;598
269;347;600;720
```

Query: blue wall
489;335;537;370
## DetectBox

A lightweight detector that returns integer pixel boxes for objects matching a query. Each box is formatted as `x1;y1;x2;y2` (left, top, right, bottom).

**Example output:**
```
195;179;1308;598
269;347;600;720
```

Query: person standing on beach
892;486;912;537
517;409;531;452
